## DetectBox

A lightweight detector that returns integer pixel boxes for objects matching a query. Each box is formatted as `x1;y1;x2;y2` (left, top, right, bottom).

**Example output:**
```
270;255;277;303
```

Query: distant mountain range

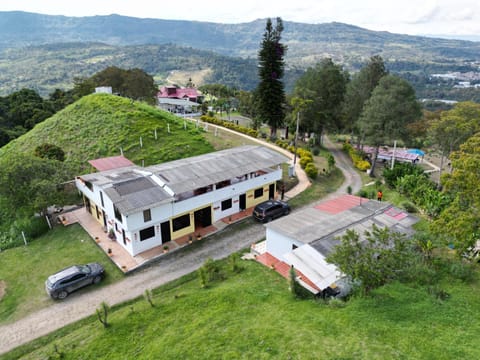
0;11;479;99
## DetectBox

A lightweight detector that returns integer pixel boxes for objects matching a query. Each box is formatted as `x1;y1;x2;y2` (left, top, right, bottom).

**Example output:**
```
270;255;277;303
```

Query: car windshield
78;265;92;274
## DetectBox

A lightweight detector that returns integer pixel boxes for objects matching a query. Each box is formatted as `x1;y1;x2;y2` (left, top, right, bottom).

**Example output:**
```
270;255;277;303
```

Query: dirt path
323;135;363;198
0;134;360;355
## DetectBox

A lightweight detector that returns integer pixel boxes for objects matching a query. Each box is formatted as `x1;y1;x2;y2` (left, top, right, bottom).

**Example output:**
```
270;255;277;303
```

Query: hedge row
274;140;319;179
199;115;258;138
342;143;371;171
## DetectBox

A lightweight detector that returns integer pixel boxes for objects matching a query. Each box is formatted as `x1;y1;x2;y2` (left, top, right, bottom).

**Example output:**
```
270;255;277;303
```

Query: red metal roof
88;156;134;171
314;194;368;214
157;86;201;100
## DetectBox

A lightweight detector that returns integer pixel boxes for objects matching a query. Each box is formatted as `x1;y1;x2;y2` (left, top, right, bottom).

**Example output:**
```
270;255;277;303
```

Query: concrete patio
59;206;254;273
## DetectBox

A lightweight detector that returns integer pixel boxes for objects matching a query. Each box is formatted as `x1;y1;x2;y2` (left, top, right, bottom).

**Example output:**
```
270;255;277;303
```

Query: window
113;205;122;223
139;226;155;241
172;214;190;232
254;187;264;199
143;209;152;222
100;191;104;207
221;199;232;211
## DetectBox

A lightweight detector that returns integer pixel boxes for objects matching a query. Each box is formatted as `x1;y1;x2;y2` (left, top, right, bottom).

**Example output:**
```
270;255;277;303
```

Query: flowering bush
343;143;371;171
305;163;318;179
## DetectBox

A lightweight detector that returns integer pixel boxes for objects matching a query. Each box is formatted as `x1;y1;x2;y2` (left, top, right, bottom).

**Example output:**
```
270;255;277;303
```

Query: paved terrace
60;206;255;273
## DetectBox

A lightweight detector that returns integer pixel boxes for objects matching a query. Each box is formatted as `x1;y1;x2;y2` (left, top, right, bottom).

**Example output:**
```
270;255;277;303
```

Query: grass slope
0;224;123;324
6;259;480;359
0;93;214;174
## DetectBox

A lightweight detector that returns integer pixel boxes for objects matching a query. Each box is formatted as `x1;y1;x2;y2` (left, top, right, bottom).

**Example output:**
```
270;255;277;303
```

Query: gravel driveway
0;135;361;355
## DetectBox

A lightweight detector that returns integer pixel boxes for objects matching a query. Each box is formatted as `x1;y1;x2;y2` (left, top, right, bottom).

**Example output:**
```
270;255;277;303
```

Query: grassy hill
0;93;214;174
5;254;480;359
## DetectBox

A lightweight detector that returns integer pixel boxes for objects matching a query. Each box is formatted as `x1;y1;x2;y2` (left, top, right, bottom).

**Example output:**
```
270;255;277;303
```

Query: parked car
45;263;105;299
253;200;290;223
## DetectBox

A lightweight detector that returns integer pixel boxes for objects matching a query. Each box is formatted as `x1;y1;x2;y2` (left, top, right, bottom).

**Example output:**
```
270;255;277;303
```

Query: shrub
312;147;320;156
198;258;224;288
358;189;368;198
96;301;111;328
401;201;417;213
305;163;318;179
34;143;65;162
342;143;371;171
449;261;476;282
9;216;49;244
356;160;371;171
299;156;313;169
383;162;425;188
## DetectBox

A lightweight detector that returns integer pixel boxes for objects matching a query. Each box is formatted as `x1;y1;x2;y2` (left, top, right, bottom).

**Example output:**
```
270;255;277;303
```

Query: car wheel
267;217;273;222
57;290;68;299
284;209;290;215
93;276;102;284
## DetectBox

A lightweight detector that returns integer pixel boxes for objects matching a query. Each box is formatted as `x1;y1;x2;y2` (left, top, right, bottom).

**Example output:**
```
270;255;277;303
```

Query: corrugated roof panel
284;245;342;290
81;145;287;214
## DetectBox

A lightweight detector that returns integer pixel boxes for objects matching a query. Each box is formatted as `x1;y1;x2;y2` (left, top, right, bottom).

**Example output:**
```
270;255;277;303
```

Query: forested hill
1;11;479;64
1;11;479;100
0;42;268;96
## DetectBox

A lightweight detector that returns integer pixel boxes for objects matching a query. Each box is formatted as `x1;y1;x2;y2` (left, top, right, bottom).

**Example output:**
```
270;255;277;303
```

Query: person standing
377;190;383;201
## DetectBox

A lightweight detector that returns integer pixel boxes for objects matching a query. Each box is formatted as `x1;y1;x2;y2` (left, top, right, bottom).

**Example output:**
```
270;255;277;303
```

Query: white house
75;145;288;256
257;194;419;295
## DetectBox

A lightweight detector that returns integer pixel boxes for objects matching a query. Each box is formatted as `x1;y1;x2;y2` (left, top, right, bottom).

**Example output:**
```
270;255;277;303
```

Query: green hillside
0;93;214;174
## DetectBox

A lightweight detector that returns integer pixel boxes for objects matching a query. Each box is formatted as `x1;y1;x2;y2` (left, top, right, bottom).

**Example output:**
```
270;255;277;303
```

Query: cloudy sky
1;0;478;39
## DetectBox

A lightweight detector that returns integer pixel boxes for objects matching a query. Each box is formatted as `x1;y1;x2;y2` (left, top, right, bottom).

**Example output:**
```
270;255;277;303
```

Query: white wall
265;227;304;262
76;167;282;256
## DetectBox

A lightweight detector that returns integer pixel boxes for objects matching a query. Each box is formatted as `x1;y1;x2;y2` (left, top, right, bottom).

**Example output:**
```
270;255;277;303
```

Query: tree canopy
326;225;415;294
256;17;287;137
432;133;480;255
292;58;349;142
76;66;158;104
342;55;387;135
0;154;71;221
428;101;480;182
358;74;422;176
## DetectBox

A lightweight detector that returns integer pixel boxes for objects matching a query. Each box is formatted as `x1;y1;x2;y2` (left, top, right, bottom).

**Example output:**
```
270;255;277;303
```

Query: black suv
45;263;105;299
253;200;290;223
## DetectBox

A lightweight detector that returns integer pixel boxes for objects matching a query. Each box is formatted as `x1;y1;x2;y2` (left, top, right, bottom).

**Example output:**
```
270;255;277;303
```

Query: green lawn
0;224;123;324
5;258;480;359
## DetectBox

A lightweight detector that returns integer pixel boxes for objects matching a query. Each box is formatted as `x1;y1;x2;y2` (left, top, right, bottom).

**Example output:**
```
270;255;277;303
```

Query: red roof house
157;86;203;103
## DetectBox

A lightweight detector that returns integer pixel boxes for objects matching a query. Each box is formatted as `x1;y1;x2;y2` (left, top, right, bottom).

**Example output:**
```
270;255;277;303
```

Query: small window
85;181;93;191
70;274;85;282
221;199;232;211
172;214;190;232
113;205;122;223
139;226;155;241
100;191;104;207
254;187;264;199
143;209;152;222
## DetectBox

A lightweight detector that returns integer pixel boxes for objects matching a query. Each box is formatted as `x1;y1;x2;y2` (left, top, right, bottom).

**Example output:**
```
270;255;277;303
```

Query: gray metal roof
79;145;288;215
147;145;288;194
266;196;419;257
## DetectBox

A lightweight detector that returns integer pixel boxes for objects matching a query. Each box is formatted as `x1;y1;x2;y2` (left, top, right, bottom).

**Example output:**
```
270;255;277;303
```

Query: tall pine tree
256;17;286;138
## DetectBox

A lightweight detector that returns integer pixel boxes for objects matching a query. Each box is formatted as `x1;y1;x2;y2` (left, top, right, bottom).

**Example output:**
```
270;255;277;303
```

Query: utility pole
292;111;300;176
